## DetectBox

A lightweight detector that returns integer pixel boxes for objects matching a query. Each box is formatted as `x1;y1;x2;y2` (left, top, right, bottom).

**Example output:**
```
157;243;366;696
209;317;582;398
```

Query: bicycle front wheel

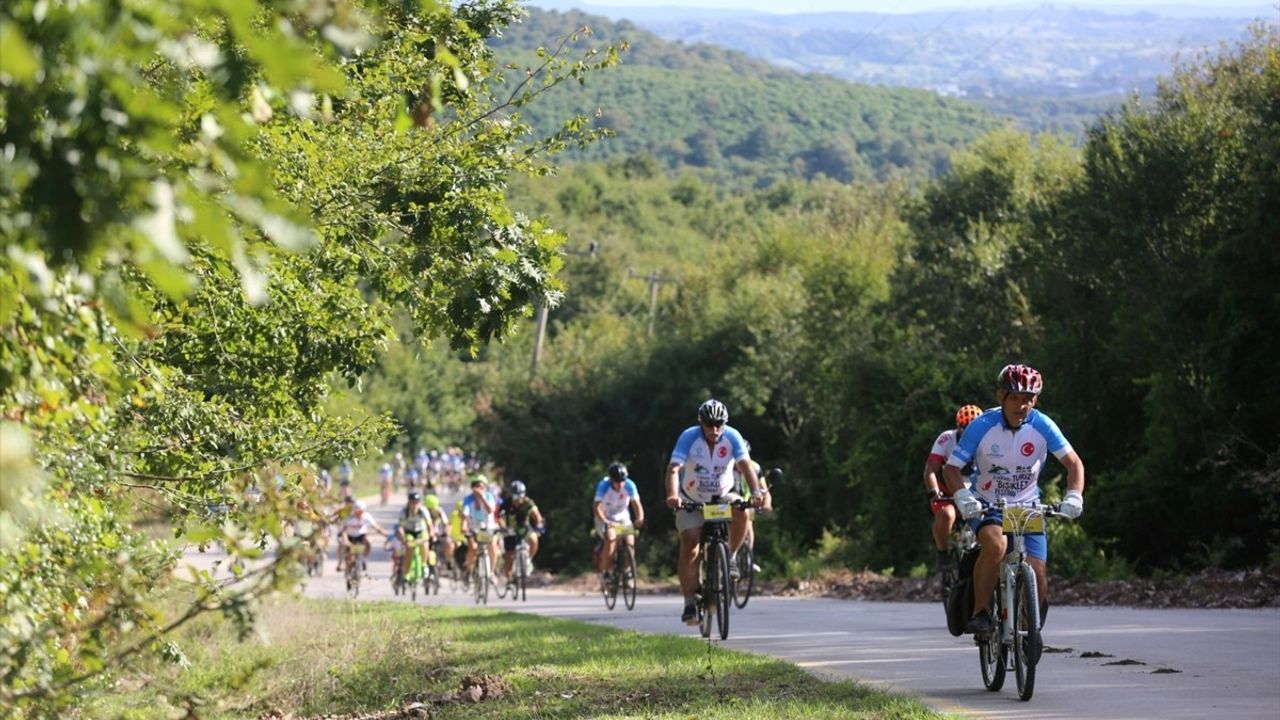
713;541;731;640
619;544;637;611
602;565;618;610
983;589;1003;691
474;557;489;605
516;548;528;602
1013;566;1042;701
732;543;754;609
698;550;712;639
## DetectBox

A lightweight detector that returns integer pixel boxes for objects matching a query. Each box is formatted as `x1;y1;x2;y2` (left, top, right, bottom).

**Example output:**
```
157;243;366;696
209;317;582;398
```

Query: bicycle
344;541;369;598
470;530;495;605
943;516;977;602
425;535;446;596
503;528;535;603
600;523;638;611
974;499;1064;701
394;535;431;602
681;498;750;640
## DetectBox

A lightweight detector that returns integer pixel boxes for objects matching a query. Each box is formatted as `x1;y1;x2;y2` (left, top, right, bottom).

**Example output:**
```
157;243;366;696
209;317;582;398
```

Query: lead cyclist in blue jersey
665;399;764;625
943;364;1085;636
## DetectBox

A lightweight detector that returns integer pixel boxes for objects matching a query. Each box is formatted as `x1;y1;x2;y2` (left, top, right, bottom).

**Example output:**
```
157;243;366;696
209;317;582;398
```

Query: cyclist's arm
924;456;946;497
530;506;544;528
629;496;645;527
665;462;682;508
1059;450;1085;495
942;465;965;495
735;458;762;497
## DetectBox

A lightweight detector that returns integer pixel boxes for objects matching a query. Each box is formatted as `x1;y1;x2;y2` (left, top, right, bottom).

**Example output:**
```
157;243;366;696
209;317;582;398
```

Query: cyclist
392;451;407;490
924;404;983;578
594;462;646;583
500;480;545;578
424;493;452;572
729;457;774;578
334;499;387;574
945;364;1085;636
665;399;763;625
461;475;502;579
396;491;436;580
378;463;394;505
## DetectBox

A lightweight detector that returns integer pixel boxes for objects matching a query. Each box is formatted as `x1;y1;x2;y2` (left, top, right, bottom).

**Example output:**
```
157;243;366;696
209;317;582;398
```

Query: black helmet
407;491;421;501
607;462;628;482
698;398;729;425
765;467;783;485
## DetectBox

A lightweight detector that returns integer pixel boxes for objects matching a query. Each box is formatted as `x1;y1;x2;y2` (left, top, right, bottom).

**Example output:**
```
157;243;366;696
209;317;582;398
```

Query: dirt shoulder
549;566;1280;609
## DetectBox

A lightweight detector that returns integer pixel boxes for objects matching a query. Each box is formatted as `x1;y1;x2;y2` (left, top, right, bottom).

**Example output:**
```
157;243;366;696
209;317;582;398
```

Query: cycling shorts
930;495;956;515
594;519;634;538
969;509;1047;562
504;529;537;552
345;533;368;546
404;528;424;541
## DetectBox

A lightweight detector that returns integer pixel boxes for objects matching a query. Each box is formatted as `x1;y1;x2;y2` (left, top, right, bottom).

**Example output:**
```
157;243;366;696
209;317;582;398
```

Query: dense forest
490;8;1003;182
365;21;1280;582
1;0;1275;714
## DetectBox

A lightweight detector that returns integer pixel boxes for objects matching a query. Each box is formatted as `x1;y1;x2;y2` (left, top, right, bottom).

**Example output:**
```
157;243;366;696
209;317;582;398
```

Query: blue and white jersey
594;478;639;522
670;425;751;503
947;408;1072;505
461;490;498;531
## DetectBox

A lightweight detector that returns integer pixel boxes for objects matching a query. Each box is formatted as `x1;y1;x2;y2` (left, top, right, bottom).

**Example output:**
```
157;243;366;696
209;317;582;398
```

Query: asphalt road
193;489;1280;719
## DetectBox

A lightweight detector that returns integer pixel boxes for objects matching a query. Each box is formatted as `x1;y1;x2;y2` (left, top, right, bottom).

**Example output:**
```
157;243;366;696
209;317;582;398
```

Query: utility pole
627;268;675;336
531;241;599;376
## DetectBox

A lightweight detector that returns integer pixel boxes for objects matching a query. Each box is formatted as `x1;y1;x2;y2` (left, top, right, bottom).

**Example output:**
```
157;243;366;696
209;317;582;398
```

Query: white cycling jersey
947;408;1072;505
594;478;639;523
341;512;377;538
670;425;750;503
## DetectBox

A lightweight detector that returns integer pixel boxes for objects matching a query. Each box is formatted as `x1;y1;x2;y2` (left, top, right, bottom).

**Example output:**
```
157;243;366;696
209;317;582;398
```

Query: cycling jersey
670;425;750;503
501;497;539;529
449;504;465;543
461;490;498;532
947;408;1072;505
926;428;975;497
594;478;639;522
399;505;431;534
341;513;377;538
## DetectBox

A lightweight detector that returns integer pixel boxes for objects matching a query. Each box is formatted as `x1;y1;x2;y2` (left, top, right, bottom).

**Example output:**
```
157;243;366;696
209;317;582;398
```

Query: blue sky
530;1;1276;14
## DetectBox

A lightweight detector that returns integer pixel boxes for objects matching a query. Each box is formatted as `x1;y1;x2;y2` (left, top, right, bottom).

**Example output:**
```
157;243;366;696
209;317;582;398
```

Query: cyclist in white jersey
461;475;502;577
594;462;646;582
945;364;1085;635
924;404;982;575
333;499;387;573
665;399;763;625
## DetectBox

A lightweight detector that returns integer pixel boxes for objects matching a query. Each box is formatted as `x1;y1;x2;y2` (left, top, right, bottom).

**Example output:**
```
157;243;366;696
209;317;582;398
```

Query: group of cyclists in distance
295;360;1082;647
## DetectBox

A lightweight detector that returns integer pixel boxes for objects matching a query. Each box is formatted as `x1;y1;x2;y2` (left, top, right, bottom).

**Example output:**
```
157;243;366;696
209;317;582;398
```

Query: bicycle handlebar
679;499;752;512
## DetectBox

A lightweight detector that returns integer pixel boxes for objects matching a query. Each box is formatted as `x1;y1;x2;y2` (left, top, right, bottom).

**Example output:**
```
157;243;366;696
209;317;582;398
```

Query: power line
817;0;910;76
872;1;976;85
944;2;1051;85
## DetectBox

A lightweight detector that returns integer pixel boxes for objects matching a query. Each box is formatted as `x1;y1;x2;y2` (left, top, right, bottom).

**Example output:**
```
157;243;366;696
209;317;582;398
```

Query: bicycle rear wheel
619;544;637;611
1013;567;1041;701
732;543;754;609
713;541;731;640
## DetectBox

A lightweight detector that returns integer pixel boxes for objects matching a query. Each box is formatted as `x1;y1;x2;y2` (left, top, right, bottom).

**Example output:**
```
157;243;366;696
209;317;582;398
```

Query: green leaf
0;21;39;87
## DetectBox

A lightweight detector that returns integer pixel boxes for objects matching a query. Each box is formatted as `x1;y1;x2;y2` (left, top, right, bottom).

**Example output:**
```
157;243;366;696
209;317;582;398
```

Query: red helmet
955;404;983;429
998;364;1043;395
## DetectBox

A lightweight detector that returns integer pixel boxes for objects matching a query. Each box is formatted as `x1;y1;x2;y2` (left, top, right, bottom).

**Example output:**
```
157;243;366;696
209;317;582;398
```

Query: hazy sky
532;1;1276;13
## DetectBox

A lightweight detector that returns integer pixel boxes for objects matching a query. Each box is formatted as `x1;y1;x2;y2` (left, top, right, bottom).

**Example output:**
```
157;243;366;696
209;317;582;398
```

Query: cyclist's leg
526;529;539;559
465;535;478;573
971;521;1007;616
1025;535;1049;625
675;508;703;613
932;499;956;573
728;507;748;555
601;524;617;574
503;532;517;576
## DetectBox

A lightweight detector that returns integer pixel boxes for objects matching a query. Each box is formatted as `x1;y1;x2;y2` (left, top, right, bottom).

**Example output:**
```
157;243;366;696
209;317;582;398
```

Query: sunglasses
702;421;725;429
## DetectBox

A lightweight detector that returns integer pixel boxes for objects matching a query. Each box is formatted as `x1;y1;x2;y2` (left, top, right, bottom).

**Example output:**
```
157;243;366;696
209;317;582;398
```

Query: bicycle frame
996;501;1046;645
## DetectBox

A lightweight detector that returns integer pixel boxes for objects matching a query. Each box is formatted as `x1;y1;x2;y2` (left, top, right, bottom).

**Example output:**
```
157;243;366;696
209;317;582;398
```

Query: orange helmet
955;405;983;429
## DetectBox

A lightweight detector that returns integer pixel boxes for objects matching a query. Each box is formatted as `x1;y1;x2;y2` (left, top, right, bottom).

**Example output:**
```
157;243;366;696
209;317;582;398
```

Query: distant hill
529;4;1262;135
494;8;1004;183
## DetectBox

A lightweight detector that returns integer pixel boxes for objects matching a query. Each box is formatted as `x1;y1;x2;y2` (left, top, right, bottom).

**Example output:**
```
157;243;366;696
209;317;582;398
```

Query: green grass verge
91;597;950;719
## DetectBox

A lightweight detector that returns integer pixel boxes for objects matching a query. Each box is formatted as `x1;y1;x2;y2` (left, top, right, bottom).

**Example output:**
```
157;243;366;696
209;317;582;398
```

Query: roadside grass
91;596;951;719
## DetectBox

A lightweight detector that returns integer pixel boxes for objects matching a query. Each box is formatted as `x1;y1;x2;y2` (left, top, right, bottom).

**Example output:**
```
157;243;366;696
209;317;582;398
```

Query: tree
0;0;619;713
